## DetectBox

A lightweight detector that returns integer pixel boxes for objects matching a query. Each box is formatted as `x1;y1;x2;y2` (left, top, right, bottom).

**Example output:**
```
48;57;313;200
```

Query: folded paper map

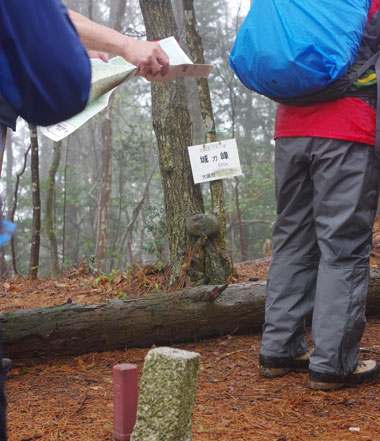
41;37;213;142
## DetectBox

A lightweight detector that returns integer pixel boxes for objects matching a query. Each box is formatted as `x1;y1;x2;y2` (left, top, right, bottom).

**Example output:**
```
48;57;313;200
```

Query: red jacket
274;0;380;146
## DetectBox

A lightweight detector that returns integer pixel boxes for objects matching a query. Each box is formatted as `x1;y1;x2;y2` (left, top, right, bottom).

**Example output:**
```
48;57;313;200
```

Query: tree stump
186;214;234;285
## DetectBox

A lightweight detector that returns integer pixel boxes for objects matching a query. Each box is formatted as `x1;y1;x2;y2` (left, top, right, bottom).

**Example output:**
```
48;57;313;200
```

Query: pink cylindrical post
113;364;138;441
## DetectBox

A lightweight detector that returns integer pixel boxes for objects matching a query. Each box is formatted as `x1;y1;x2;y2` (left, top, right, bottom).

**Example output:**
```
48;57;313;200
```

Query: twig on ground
73;394;88;414
217;348;252;362
20;435;42;441
360;347;380;355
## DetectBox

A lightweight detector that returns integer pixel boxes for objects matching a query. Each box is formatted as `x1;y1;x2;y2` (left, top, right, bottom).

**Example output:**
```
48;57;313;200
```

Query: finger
149;58;161;77
138;64;150;79
157;53;169;76
160;63;169;76
87;50;100;59
99;52;109;62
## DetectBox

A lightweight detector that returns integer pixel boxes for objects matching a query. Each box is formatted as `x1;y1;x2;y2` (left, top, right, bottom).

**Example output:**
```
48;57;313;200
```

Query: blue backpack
229;0;372;100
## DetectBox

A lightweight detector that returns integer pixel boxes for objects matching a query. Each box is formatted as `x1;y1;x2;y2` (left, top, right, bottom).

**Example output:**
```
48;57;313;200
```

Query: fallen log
2;270;380;359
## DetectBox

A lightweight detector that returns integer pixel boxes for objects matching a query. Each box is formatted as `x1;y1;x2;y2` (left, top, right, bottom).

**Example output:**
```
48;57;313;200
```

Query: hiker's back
230;0;371;100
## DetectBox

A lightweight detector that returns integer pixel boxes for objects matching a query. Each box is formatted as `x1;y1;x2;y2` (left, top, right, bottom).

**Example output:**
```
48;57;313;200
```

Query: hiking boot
1;358;12;374
309;360;380;391
260;350;310;378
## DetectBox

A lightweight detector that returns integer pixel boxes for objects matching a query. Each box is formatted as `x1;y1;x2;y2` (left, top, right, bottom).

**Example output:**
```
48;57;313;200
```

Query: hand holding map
41;37;213;142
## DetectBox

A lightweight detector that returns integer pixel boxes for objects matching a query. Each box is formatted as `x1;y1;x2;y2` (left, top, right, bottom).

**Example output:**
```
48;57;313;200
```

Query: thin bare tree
29;124;41;278
46;141;62;278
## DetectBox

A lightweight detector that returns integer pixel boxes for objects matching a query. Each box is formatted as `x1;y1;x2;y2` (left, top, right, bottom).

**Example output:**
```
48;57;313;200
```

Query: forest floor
3;220;380;440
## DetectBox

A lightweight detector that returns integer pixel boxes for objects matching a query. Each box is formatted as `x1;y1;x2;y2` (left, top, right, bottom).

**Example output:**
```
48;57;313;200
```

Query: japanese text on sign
188;138;242;184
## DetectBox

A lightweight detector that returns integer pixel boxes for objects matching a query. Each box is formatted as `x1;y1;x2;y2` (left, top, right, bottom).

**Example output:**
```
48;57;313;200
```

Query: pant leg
0;328;6;441
260;137;320;358
309;139;380;376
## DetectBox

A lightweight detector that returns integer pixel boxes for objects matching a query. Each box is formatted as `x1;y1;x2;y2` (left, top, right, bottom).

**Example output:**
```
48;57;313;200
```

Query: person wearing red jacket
259;0;380;390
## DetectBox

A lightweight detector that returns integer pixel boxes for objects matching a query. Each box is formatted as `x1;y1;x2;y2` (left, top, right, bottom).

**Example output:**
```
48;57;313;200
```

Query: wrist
119;36;137;65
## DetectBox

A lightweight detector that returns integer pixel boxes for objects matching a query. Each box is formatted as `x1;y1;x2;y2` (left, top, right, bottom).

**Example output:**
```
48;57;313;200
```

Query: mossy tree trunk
139;0;204;286
182;0;235;282
46;141;62;279
182;0;227;253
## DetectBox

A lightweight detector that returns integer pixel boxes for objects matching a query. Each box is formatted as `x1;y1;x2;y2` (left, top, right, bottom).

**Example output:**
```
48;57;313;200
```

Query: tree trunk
5;129;13;218
0;124;6;178
235;176;247;260
88;0;93;20
46;141;62;279
114;0;127;35
0;125;8;280
116;164;157;268
182;0;234;281
139;0;204;286
10;144;31;276
0;282;264;359
171;0;204;145
29;124;41;279
182;0;227;253
95;109;113;271
62;139;70;265
3;271;380;359
94;0;125;272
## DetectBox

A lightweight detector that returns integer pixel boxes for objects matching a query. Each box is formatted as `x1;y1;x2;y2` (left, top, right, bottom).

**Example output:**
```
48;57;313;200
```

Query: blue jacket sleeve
0;0;91;126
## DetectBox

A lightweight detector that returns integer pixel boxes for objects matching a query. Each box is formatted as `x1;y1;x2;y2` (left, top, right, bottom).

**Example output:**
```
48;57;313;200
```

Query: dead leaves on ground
5;326;380;440
4;218;380;439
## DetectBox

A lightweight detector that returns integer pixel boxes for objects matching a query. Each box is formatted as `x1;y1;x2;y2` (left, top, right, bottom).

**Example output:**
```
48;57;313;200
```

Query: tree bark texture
113;0;127;34
117;164;157;268
3;271;380;359
95;109;113;271
94;1;125;272
29;124;41;279
0;125;8;279
171;0;204;145
45;141;62;279
182;0;228;254
5;129;13;217
181;0;234;283
0;124;6;178
62;140;70;265
10;144;31;276
139;0;204;286
235;176;247;260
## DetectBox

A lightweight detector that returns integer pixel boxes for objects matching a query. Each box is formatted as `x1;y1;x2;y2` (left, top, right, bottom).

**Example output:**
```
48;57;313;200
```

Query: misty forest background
0;0;277;279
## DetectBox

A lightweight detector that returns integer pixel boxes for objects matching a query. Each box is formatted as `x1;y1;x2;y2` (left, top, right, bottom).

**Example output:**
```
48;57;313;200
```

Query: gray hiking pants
260;137;380;376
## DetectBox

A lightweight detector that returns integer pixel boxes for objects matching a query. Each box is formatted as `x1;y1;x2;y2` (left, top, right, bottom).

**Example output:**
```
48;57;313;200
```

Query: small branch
71;394;88;415
21;435;42;441
199;284;229;302
217;348;252;362
88;180;99;204
359;347;380;355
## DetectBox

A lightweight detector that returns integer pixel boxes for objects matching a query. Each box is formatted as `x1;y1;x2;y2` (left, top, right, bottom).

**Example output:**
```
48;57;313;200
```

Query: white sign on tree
188;138;242;184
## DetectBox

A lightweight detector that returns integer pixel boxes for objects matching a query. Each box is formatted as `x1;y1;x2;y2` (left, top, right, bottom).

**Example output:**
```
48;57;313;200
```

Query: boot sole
309;370;380;390
308;380;344;391
260;366;308;378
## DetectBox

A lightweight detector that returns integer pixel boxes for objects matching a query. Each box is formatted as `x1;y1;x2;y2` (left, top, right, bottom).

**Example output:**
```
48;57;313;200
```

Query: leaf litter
3;219;380;440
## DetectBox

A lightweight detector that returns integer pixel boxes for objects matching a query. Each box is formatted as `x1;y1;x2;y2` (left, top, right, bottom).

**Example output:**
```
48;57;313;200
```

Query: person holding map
0;2;170;439
0;7;170;131
68;10;169;79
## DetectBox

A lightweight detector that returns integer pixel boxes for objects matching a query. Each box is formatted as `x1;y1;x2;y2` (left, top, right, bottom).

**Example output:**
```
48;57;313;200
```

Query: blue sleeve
0;0;91;126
